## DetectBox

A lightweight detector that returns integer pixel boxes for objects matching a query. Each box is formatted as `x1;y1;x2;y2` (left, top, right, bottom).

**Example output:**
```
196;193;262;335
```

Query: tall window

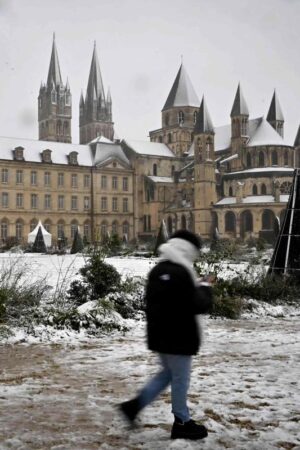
84;174;90;188
261;183;267;195
112;197;118;212
31;194;38;209
57;222;65;239
112;221;118;235
194;111;198;124
58;173;64;187
101;197;107;211
252;184;258;195
2;169;8;183
44;171;51;186
31;171;37;186
123;197;128;213
122;177;128;191
58;195;65;210
101;175;107;189
178;110;184;125
16;221;23;240
229;186;233;197
83;222;90;239
71;222;78;239
123;221;129;238
84;196;90;210
284;151;289;166
153;164;157;176
71;174;78;188
225;211;236;232
112;176;118;190
16;170;23;184
16;193;23;208
71;196;78;210
2;192;8;208
259;151;265;167
1;221;8;240
246;152;251;168
44;194;51;209
272;150;278;165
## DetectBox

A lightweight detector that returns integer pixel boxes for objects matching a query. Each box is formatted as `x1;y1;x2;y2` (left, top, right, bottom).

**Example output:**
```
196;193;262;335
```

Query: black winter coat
145;260;213;356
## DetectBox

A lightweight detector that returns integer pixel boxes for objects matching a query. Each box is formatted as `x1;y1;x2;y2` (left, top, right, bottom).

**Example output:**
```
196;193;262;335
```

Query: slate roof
267;90;284;122
162;64;200;111
85;42;105;103
194;96;214;134
0;136;92;166
216;194;289;206
230;83;249;117
146;176;174;183
93;142;131;167
123;139;175;157
248;118;290;147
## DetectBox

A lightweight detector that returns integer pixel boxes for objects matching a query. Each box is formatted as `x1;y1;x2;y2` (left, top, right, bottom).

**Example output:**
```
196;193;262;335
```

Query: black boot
119;398;140;425
171;417;208;440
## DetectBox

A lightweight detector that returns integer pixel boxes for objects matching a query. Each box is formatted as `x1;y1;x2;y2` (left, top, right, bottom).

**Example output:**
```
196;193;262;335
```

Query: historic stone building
0;36;299;247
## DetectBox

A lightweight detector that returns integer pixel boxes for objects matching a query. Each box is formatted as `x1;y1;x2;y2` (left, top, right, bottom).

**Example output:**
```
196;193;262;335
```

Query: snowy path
1;318;300;450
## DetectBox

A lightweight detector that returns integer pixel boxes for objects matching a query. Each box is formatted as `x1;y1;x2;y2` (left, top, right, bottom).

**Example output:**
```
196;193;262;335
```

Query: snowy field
0;253;300;449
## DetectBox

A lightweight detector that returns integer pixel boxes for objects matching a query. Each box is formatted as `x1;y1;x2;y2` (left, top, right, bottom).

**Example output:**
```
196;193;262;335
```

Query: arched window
178;111;184;125
153;164;157;176
1;219;8;240
262;210;275;230
56;121;62;136
30;219;38;232
57;220;65;239
83;221;91;239
284;150;289;166
181;215;187;230
261;183;267;195
63;121;69;136
259;151;265;167
168;133;172;144
165;114;169;126
225;211;236;232
246;152;251;168
241;210;253;233
272;150;278;165
51;89;56;104
16;219;23;240
229;186;233;196
252;184;258;195
122;221;129;239
70;220;78;239
112;220;119;236
44;220;52;233
194;111;198;124
100;221;108;239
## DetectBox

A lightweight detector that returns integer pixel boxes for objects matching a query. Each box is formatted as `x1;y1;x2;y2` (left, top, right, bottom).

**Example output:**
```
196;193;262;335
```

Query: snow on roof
147;176;174;183
220;153;238;164
123;139;175;157
0;136;92;165
163;64;200;110
89;136;113;144
94;142;131;167
224;167;294;176
248;118;291;147
216;194;289;206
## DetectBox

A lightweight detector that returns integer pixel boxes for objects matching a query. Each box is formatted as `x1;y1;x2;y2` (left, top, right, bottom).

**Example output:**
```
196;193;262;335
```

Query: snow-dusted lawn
0;253;300;449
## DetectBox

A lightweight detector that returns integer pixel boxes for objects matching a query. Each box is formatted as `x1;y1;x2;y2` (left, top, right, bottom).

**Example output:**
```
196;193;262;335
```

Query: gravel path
1;318;300;450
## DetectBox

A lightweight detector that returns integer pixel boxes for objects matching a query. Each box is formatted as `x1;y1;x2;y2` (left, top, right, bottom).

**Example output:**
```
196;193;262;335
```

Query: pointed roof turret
86;41;105;104
162;64;199;111
294;125;300;147
230;83;249;117
107;87;112;103
47;33;63;88
194;96;214;134
267;89;284;122
79;90;85;106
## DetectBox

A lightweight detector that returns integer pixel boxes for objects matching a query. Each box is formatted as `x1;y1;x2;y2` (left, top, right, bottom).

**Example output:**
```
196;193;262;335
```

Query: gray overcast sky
1;0;300;144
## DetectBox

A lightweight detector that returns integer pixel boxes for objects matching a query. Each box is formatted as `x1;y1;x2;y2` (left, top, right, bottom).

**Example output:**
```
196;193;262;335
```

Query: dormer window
41;149;52;163
13;146;24;161
68;151;78;165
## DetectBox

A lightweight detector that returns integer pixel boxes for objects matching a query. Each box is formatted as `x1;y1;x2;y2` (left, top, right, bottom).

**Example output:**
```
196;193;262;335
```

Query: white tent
28;221;52;247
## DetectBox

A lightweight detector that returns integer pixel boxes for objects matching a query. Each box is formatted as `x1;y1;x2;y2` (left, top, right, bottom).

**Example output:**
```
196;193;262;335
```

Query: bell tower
38;34;72;143
193;96;216;238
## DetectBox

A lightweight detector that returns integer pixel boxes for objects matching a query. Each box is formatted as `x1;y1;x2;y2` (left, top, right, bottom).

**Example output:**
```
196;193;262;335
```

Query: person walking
120;230;214;440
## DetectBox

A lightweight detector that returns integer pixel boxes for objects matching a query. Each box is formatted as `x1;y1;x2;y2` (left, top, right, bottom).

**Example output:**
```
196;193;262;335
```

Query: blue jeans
138;353;192;422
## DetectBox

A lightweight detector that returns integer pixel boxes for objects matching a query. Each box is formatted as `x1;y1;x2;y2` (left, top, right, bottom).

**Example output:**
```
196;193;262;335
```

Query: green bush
67;248;121;306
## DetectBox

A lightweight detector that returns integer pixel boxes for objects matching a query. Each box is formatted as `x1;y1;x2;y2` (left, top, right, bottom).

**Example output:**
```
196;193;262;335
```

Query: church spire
85;41;105;105
162;64;199;111
194;96;214;134
267;89;284;137
230;83;249;117
79;42;114;144
46;33;63;88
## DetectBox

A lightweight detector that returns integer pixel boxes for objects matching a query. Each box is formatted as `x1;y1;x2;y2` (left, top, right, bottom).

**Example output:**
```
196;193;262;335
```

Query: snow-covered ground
0;253;300;449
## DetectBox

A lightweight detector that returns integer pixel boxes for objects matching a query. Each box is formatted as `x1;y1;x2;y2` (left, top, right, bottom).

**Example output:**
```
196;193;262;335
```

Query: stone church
0;36;299;246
